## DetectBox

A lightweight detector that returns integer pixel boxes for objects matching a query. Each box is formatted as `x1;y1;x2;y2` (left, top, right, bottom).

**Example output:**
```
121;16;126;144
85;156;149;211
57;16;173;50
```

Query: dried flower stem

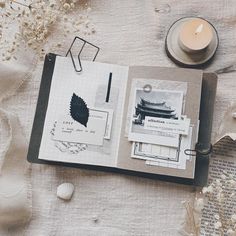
10;0;34;9
0;0;96;61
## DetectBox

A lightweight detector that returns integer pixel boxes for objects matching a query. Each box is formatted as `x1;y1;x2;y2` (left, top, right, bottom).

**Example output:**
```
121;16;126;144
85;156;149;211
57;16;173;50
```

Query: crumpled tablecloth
1;0;236;235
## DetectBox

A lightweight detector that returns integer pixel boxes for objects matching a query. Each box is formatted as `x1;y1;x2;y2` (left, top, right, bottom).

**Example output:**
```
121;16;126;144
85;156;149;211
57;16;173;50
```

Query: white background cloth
1;0;236;235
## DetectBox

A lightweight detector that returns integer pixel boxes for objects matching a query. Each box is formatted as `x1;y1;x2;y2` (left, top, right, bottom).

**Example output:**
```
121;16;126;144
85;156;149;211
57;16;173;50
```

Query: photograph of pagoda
134;98;177;124
131;89;183;131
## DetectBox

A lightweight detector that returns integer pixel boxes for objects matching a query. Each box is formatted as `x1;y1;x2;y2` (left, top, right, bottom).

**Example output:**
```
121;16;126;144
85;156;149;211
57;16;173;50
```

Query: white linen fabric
0;109;32;228
0;0;236;235
0;62;31;103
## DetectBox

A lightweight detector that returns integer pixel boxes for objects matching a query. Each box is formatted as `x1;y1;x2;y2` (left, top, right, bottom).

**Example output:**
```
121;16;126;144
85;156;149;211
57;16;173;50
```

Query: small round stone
57;183;75;200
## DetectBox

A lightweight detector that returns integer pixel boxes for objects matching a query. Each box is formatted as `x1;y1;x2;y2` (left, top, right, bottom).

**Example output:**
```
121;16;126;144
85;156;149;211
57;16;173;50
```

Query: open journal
27;54;217;186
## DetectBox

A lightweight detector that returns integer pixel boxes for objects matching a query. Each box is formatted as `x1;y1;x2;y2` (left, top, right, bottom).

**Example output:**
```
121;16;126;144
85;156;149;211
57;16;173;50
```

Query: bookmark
66;37;100;72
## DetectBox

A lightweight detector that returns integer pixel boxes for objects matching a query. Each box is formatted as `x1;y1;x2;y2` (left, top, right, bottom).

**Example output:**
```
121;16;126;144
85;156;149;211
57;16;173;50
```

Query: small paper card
53;109;108;146
144;127;193;170
144;116;190;135
131;142;178;161
103;108;114;140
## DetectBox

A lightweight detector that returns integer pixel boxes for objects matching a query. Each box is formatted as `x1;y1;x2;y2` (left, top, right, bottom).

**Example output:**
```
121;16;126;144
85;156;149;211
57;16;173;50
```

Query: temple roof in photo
140;98;175;113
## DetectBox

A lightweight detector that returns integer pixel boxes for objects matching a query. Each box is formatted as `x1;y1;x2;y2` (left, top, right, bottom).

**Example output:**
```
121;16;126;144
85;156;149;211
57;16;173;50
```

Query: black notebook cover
27;53;217;186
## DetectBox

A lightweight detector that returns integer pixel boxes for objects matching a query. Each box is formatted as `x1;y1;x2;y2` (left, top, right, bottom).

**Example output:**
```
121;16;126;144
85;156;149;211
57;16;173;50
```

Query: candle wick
195;24;204;35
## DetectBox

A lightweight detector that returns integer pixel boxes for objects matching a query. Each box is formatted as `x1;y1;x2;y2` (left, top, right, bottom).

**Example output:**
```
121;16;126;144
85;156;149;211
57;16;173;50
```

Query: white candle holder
165;17;219;68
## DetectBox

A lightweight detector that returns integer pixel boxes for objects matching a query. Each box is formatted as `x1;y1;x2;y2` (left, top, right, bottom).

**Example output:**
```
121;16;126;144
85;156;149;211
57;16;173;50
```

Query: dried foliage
201;171;236;235
0;0;95;60
181;171;236;236
180;195;204;236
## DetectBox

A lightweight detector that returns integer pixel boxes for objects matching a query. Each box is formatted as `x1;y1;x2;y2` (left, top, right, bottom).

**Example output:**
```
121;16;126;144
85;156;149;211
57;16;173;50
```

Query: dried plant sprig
180;196;205;236
201;171;236;235
0;0;96;61
181;167;236;236
9;0;34;10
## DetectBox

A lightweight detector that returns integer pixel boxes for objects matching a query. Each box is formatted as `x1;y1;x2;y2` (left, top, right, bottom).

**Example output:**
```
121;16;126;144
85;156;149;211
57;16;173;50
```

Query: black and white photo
128;88;184;147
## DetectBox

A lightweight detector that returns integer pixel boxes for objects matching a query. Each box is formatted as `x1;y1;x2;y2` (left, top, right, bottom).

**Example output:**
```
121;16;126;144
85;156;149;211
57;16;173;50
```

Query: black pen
105;72;112;102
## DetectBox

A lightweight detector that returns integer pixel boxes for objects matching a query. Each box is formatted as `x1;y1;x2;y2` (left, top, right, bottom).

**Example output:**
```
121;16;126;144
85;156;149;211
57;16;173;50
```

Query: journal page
38;56;128;167
117;66;203;179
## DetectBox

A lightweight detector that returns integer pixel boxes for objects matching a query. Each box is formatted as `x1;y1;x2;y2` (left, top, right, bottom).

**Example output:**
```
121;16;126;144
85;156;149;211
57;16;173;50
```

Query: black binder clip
184;143;213;157
66;36;100;72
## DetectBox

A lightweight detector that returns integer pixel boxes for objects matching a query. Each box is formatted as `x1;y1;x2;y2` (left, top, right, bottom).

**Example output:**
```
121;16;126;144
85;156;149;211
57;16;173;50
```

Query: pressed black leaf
70;93;89;127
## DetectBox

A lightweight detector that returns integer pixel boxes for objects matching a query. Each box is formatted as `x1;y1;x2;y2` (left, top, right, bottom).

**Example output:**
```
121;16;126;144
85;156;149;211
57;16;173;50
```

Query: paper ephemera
53;109;108;146
131;127;193;170
144;116;190;136
53;108;113;146
128;88;184;147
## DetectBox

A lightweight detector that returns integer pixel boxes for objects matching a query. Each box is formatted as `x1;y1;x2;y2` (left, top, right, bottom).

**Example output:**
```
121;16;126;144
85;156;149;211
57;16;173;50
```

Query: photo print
128;88;184;147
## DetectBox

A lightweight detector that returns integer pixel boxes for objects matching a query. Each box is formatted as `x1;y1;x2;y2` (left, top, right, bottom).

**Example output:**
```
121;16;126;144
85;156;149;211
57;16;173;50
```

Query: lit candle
178;18;213;54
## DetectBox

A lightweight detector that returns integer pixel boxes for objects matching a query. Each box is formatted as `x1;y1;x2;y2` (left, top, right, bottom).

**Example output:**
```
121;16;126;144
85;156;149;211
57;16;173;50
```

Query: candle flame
195;24;203;34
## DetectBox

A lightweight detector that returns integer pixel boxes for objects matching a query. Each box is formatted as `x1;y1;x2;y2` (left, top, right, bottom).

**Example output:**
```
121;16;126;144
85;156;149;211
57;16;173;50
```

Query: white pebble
232;112;236;119
57;183;75;200
92;215;99;223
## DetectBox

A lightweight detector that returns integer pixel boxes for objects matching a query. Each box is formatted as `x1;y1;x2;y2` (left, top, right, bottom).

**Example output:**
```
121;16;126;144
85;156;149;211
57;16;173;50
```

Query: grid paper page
38;56;129;167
